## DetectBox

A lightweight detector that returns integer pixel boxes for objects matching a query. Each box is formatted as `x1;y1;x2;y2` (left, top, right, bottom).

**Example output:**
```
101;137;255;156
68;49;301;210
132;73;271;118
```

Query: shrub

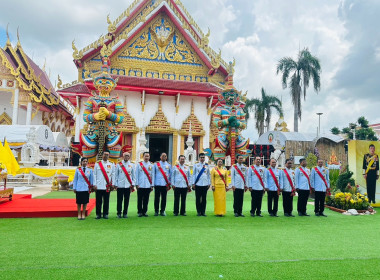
336;166;355;192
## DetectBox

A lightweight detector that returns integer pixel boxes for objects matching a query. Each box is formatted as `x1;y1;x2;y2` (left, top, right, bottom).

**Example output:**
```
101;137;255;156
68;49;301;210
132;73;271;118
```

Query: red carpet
0;194;96;218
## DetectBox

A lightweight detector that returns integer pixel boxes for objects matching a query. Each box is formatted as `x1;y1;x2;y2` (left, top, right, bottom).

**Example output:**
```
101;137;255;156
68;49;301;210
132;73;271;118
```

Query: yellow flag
3;139;20;176
0;141;7;170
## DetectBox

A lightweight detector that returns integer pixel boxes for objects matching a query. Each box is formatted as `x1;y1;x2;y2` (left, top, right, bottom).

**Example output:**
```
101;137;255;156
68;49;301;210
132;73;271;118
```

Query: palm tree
244;88;283;136
276;48;321;132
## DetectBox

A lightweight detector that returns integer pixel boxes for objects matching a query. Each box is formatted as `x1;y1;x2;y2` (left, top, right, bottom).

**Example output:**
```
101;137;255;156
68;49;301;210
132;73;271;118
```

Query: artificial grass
1;190;379;279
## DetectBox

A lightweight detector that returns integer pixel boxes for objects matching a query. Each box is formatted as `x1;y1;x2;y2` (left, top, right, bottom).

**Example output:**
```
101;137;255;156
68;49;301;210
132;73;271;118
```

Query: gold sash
365;156;376;174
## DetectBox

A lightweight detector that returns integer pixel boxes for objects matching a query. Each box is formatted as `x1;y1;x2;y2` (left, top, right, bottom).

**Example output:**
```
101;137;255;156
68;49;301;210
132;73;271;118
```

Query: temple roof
58;75;221;106
0;39;74;117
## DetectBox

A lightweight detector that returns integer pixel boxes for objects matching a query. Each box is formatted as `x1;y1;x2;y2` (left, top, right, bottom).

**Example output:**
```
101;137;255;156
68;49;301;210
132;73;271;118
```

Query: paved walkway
12;184;52;198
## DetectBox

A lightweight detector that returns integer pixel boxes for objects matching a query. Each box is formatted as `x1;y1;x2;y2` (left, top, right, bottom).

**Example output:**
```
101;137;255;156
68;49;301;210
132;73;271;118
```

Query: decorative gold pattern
117;100;138;133
146;99;175;134
179;101;205;136
0;112;12;125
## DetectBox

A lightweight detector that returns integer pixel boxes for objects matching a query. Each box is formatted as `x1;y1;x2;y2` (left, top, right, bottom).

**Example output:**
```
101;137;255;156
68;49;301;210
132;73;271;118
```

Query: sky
1;0;380;142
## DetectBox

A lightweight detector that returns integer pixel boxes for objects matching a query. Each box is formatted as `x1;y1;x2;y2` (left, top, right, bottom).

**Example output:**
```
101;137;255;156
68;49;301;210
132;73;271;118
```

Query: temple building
58;0;237;163
0;32;74;165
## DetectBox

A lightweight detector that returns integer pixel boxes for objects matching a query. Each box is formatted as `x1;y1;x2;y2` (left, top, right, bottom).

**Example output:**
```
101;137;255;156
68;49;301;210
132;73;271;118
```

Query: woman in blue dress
73;158;94;220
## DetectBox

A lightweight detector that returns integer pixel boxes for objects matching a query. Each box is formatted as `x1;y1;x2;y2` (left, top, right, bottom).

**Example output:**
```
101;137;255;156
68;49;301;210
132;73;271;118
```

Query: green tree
276;48;321;132
330;127;340;135
244;88;283;136
340;117;377;140
306;153;317;169
357;116;369;128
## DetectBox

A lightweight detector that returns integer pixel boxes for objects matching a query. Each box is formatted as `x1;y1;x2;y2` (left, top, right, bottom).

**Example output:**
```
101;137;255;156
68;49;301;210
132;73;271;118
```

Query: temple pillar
26;100;32;125
12;88;19;125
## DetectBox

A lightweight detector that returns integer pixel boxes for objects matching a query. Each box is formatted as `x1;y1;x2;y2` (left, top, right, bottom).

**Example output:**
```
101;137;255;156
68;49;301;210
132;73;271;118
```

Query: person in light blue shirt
281;159;296;217
231;155;248;217
135;152;155;217
265;158;283;217
295;158;311;216
311;159;330;217
192;153;211;216
73;157;94;220
172;155;191;216
247;156;266;217
153;152;172;216
114;152;135;218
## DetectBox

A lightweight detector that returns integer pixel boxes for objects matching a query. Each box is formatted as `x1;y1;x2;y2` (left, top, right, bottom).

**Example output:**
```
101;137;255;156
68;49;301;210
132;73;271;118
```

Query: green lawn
1;190;379;279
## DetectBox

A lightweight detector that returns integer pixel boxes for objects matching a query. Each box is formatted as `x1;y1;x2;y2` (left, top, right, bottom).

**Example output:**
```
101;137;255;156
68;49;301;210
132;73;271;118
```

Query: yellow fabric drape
0;140;20;176
16;168;76;182
211;166;228;215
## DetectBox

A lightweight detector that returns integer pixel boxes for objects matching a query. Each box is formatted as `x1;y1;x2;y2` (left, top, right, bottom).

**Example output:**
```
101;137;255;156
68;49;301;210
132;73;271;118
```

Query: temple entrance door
146;134;173;163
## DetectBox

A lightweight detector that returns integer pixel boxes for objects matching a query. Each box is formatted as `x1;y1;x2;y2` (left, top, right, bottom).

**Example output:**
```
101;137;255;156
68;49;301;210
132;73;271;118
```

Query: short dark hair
255;156;261;160
217;159;223;163
80;157;88;163
237;155;243;160
143;152;150;156
178;155;185;160
285;159;292;164
103;150;110;154
369;144;375;149
299;158;306;164
198;153;205;157
160;152;167;156
270;158;277;162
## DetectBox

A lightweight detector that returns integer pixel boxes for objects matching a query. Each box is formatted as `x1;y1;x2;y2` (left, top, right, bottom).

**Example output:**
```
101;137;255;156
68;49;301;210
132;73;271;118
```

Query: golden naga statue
80;44;124;163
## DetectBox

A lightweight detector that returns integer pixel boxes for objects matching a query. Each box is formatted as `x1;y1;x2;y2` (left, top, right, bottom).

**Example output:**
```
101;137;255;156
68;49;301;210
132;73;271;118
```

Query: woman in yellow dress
211;159;228;217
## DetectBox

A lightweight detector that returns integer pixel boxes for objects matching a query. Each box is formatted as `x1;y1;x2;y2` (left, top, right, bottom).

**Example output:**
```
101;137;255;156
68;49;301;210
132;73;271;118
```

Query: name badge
149;166;152;171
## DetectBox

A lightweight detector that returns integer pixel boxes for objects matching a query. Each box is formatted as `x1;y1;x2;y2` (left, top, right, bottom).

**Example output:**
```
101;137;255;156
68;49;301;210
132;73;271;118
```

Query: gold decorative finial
5;23;11;46
57;74;62;89
72;40;83;60
210;49;221;69
100;43;112;58
16;26;22;47
42;57;46;71
107;14;116;34
227;57;236;75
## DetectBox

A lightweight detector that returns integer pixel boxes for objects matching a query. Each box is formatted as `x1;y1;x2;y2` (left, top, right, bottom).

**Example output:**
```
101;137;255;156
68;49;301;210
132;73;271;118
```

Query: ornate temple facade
58;0;236;163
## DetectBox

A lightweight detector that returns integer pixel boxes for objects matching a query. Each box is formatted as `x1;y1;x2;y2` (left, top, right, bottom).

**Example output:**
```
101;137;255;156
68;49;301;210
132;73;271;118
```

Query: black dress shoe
315;213;320;216
95;215;101;219
160;211;166;216
289;214;295;217
197;213;201;216
202;213;207;217
154;212;159;216
284;213;290;217
173;213;178;216
269;213;274;217
103;215;109;219
272;214;279;217
320;213;327;217
239;214;245;217
250;213;255;217
256;214;263;217
143;213;148;217
117;214;121;218
138;213;143;217
180;213;187;216
123;214;128;218
303;213;310;216
298;212;303;216
234;213;239;217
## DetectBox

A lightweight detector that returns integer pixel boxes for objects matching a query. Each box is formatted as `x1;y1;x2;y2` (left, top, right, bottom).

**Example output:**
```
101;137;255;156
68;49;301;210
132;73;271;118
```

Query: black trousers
117;188;131;215
366;171;377;203
137;188;151;214
282;191;293;214
297;189;310;214
233;188;244;214
96;190;110;216
267;191;279;215
195;185;208;214
314;191;326;214
250;190;264;215
154;186;167;212
173;187;188;215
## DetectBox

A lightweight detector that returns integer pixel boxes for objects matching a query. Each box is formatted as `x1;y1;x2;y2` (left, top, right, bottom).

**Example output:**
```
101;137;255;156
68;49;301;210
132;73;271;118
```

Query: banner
348;140;380;205
16;168;76;182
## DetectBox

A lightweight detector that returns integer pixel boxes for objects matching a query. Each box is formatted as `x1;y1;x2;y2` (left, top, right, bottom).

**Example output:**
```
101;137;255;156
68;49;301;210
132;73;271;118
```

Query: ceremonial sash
365;156;376;174
119;162;134;192
283;169;296;196
251;166;265;190
268;168;281;195
99;161;112;192
215;167;227;186
194;164;207;185
139;162;152;185
233;165;246;185
315;167;330;195
78;167;92;193
157;162;170;187
176;165;190;187
299;167;312;193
